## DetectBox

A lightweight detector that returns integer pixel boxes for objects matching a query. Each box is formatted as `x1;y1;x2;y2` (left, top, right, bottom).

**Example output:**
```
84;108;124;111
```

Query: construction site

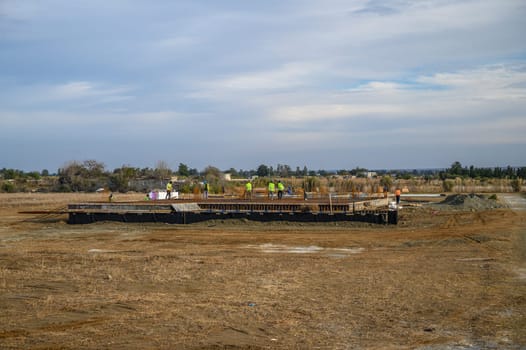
60;195;397;226
15;181;400;225
1;191;525;349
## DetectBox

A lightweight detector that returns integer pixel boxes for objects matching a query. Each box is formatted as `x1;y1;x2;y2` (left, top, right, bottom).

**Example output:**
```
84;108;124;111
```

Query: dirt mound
439;193;506;210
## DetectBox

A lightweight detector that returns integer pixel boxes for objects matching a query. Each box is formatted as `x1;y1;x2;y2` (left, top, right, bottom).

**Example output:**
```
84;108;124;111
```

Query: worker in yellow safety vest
277;180;285;200
245;181;252;200
268;181;275;200
166;181;173;199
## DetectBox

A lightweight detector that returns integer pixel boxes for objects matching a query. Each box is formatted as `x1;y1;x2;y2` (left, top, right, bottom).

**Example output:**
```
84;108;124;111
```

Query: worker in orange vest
395;188;401;204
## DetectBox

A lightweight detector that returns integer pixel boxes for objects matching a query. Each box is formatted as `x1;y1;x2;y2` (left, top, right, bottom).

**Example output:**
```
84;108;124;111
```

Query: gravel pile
439;194;506;210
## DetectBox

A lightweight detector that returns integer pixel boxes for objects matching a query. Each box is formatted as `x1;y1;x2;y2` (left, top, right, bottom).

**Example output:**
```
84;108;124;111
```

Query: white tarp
149;191;179;200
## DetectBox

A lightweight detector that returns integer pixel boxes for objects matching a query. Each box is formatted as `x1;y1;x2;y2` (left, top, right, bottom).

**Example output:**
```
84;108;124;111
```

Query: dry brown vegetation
1;193;525;349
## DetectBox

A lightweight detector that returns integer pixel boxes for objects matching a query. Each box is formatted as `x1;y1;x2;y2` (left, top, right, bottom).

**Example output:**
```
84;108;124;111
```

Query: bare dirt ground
1;193;525;349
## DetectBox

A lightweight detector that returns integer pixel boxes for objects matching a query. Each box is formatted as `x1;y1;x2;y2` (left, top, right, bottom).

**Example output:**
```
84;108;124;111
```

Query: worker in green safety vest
277;180;285;200
245;181;252;200
166;181;173;199
268;180;275;200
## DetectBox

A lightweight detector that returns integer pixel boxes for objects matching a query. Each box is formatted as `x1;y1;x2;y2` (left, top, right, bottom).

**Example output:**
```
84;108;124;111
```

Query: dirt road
500;193;526;211
0;193;525;349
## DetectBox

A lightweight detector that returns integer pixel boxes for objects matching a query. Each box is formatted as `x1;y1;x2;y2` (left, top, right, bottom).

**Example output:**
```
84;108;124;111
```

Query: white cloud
47;81;134;103
257;63;526;149
1;0;525;169
270;104;404;123
298;0;522;38
348;81;409;93
0;81;135;110
0;109;195;134
417;65;526;101
197;61;326;94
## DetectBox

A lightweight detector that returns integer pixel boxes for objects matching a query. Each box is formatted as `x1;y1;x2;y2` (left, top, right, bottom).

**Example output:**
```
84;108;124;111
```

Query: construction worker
395;188;401;205
166;181;173;199
268;180;275;200
277;180;285;200
245;180;252;200
203;181;209;199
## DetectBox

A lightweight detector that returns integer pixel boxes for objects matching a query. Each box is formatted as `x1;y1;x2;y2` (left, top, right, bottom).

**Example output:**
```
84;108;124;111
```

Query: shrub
379;175;393;189
511;178;523;192
1;182;15;193
442;179;455;192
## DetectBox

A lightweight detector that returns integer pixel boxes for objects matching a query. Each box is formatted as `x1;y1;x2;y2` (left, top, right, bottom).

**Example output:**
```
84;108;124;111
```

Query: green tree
203;165;222;181
109;166;137;192
177;163;190;177
58;161;86;192
57;160;108;192
379;175;393;189
202;166;223;193
138;167;156;179
2;168;23;180
1;182;16;193
449;161;463;176
256;164;269;177
350;167;368;177
83;160;106;177
225;168;239;178
27;171;41;180
276;164;291;177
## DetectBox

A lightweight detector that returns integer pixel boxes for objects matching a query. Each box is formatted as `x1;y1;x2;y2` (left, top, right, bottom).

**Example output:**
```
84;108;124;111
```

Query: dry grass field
0;193;525;349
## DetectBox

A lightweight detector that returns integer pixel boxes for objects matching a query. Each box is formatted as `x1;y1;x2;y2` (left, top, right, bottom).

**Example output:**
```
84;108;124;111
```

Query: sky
1;0;525;172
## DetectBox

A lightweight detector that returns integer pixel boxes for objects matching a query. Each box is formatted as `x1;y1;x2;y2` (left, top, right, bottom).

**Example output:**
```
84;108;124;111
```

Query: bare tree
154;160;172;181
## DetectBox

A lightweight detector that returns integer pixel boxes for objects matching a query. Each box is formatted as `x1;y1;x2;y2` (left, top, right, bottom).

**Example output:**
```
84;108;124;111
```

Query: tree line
1;160;525;193
438;161;526;180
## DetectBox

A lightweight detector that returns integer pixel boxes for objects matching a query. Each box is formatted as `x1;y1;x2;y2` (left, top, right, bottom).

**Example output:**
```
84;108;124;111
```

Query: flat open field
1;193;525;349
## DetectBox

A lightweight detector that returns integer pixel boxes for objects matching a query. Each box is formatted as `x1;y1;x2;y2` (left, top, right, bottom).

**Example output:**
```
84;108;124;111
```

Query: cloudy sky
1;0;525;172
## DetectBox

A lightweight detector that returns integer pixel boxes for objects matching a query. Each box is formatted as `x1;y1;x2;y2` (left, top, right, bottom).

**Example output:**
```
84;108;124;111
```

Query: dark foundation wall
68;210;398;225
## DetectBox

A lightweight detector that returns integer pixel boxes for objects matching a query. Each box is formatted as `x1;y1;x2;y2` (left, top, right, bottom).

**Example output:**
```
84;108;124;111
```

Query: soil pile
439;193;506;210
